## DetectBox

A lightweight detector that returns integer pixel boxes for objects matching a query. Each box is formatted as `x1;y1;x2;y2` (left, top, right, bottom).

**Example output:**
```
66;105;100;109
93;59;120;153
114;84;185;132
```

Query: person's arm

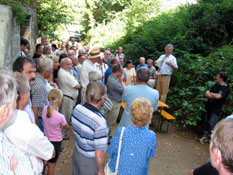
32;107;39;125
60;123;69;130
95;150;105;175
133;76;136;85
166;61;178;70
205;90;222;99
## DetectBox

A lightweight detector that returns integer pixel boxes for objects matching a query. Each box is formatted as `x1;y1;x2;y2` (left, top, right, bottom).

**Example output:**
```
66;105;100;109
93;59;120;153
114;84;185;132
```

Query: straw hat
88;48;100;59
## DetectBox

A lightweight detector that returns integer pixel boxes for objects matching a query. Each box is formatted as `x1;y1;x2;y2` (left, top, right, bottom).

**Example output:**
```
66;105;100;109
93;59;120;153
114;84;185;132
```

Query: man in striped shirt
72;81;108;175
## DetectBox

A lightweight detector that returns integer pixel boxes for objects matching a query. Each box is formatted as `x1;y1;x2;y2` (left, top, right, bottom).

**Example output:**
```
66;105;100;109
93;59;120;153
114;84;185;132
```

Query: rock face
0;4;37;68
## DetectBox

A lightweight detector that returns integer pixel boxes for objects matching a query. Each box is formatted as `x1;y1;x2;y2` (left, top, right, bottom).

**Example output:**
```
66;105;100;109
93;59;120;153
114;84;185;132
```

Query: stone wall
0;4;37;68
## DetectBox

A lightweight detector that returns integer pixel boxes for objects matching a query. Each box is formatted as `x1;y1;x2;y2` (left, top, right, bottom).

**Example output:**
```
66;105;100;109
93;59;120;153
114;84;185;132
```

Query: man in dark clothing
199;72;230;143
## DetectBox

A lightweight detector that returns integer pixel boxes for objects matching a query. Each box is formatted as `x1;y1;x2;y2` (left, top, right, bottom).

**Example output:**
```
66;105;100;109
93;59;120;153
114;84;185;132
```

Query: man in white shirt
58;57;80;139
0;68;52;175
155;44;178;103
3;74;55;174
80;48;101;88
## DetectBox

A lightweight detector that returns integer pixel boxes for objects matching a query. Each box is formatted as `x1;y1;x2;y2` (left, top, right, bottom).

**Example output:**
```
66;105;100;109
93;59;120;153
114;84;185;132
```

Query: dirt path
55;119;209;175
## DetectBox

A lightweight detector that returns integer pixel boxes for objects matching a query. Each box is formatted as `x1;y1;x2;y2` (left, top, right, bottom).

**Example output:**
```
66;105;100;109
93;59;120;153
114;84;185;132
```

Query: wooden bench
157;109;176;133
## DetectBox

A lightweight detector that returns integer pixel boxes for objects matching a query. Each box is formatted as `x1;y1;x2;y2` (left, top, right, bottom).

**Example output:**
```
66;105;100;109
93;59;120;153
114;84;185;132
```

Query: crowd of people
0;36;231;175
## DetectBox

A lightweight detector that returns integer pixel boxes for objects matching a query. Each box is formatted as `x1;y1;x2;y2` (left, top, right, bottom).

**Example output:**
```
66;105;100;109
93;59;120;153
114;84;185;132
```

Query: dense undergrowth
102;0;233;127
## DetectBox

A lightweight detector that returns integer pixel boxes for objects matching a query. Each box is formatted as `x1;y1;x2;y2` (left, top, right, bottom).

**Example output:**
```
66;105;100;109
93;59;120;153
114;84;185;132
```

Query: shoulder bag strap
115;127;125;174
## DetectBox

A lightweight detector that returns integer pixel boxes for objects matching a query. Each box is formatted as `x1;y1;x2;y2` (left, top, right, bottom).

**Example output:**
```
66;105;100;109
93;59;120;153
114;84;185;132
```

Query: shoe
63;135;70;140
60;147;64;152
198;136;209;143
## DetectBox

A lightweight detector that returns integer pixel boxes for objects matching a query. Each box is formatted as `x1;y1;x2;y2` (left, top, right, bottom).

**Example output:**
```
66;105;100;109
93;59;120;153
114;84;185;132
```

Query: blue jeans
38;117;44;132
204;112;218;134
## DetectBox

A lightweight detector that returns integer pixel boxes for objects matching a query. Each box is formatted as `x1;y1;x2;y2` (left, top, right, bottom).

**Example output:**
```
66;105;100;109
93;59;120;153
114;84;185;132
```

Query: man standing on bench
199;72;230;143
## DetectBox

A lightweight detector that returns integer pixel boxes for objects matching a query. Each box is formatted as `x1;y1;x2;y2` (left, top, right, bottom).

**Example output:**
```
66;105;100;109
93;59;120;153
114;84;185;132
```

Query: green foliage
37;0;73;40
0;0;33;25
167;45;233;127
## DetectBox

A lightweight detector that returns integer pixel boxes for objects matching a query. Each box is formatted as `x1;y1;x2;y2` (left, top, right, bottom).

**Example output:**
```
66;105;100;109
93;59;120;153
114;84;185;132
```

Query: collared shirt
136;63;147;72
119;85;159;128
80;59;99;88
0;130;35;175
24;100;35;123
72;103;108;158
31;73;48;118
157;54;178;75
58;67;79;99
106;74;124;103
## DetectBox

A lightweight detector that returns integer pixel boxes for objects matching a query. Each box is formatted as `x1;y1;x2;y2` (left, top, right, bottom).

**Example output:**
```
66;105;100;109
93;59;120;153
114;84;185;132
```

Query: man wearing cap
80;48;101;88
155;44;178;103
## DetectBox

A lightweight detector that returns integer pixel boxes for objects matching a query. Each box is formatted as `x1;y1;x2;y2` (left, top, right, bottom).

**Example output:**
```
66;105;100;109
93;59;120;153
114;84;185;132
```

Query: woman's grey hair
86;81;106;104
16;75;30;95
43;45;52;54
88;71;102;81
165;44;174;50
37;58;53;73
0;68;17;107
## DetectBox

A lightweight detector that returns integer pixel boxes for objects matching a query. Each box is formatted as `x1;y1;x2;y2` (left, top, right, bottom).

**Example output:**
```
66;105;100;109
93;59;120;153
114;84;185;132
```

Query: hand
165;61;172;66
155;72;160;77
10;155;18;172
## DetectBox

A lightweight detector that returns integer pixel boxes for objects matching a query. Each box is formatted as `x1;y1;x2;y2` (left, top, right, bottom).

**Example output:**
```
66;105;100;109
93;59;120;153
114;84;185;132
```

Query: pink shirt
42;106;67;142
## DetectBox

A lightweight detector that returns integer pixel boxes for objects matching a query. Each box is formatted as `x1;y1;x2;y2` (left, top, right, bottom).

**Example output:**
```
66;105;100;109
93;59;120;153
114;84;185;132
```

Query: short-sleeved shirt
72;103;108;158
58;67;79;98
206;82;230;115
31;73;49;118
136;63;147;72
106;74;124;103
157;54;178;75
118;85;159;127
42;106;67;142
108;126;156;175
124;68;136;85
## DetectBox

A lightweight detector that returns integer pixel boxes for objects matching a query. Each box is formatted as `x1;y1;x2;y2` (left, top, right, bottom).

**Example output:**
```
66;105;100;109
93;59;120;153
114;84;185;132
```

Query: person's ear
216;148;222;164
0;104;11;121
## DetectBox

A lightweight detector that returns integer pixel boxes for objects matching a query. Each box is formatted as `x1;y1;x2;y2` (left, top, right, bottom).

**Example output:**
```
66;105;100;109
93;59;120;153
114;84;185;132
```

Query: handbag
105;127;125;175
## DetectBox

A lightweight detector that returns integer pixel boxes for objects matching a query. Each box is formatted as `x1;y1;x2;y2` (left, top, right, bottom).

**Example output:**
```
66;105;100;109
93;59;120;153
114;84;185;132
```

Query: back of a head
13;56;36;73
86;81;106;104
43;45;52;54
37;58;53;73
0;68;17;108
130;97;153;127
211;118;233;173
110;58;117;65
219;72;228;82
21;38;29;46
88;71;102;81
112;64;122;73
137;67;150;83
16;74;30;96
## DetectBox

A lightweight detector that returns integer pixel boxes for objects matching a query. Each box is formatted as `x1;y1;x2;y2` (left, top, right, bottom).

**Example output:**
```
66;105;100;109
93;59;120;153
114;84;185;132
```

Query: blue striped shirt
0;131;35;175
72;103;108;158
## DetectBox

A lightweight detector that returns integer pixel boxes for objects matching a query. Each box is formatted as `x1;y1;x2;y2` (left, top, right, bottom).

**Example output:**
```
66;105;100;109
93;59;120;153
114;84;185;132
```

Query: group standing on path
0;36;231;175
